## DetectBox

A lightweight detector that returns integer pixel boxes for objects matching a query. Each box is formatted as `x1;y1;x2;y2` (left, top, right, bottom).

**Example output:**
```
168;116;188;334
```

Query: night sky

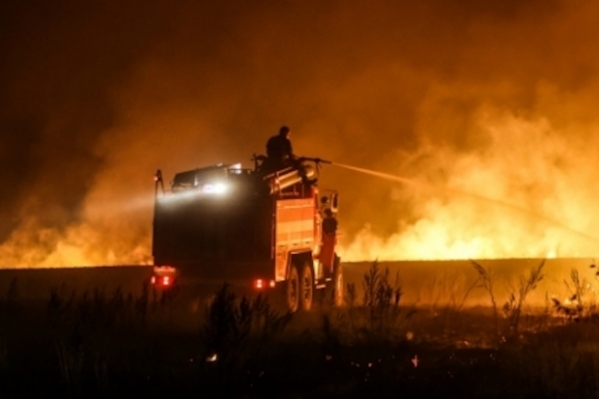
2;0;599;266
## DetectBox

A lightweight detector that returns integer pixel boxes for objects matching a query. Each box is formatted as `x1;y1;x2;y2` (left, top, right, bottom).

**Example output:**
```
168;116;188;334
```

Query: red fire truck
150;156;343;312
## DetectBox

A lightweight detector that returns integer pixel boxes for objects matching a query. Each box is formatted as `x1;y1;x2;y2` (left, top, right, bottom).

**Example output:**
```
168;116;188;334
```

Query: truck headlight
203;182;228;194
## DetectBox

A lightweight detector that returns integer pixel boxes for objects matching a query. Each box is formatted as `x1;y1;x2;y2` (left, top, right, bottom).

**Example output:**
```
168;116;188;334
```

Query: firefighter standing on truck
265;125;296;171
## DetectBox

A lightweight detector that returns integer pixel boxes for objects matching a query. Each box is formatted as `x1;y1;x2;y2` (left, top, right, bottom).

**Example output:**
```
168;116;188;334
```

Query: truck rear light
151;275;174;287
152;265;177;288
253;279;275;289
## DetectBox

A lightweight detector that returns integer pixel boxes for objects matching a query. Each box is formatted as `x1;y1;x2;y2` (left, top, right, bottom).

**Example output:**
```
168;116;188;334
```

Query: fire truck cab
151;156;342;312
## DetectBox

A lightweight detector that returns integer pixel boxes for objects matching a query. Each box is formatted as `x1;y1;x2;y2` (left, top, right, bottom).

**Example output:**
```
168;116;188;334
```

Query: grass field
2;259;599;398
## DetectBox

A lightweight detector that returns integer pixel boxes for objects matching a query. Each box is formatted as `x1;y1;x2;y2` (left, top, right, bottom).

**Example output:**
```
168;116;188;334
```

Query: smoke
340;99;599;260
1;0;599;266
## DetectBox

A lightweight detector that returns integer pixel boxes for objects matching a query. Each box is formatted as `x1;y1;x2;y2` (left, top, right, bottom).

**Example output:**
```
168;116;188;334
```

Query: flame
0;195;153;268
339;108;599;262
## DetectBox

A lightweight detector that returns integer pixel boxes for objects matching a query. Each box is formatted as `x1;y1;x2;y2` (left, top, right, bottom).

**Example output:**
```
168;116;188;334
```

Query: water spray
330;162;599;246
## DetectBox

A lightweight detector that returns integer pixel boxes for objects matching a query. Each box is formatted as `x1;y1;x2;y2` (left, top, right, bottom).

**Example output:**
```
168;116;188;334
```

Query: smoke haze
2;0;599;266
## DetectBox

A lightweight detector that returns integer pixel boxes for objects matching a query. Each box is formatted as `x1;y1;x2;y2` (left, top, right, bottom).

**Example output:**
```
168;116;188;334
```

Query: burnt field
2;258;599;398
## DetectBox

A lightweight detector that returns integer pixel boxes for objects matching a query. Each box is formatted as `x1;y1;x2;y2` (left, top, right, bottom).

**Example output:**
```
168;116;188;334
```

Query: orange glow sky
2;0;599;267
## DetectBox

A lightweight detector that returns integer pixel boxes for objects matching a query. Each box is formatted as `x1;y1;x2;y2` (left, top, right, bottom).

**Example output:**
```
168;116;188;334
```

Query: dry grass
5;262;599;397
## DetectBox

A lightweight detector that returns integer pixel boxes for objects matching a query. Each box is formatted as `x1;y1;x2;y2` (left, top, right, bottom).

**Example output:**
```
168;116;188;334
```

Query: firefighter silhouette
262;126;313;186
265;125;296;170
320;208;337;273
322;209;338;235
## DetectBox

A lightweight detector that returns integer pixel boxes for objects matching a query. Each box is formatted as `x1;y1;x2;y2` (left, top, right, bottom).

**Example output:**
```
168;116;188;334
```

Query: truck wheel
332;263;344;307
299;263;314;311
286;265;300;313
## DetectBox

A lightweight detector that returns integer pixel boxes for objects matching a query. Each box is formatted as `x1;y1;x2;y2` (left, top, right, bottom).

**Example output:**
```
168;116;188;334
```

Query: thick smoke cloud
1;0;599;266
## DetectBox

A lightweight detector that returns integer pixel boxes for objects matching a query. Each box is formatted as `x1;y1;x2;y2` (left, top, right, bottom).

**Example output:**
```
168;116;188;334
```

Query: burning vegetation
2;0;599;269
5;1;599;395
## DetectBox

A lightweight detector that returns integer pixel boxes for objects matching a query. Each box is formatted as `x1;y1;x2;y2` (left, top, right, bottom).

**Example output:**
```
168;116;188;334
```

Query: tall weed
46;282;174;394
472;261;499;337
326;261;414;345
551;265;599;322
199;283;293;392
502;259;545;337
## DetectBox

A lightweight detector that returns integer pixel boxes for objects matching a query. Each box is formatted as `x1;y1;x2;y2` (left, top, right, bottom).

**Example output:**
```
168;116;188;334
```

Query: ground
2;259;599;397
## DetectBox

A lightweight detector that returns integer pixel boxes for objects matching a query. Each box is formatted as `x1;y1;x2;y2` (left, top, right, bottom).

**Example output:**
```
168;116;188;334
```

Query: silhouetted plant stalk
47;285;84;392
343;282;358;334
472;261;499;338
551;265;599;321
46;281;177;394
200;283;293;391
503;259;545;337
335;261;414;344
447;274;478;313
201;284;293;355
420;268;479;342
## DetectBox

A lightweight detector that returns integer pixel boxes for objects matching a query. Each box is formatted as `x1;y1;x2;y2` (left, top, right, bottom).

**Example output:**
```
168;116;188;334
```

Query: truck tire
299;263;314;311
332;262;344;307
286;265;300;313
